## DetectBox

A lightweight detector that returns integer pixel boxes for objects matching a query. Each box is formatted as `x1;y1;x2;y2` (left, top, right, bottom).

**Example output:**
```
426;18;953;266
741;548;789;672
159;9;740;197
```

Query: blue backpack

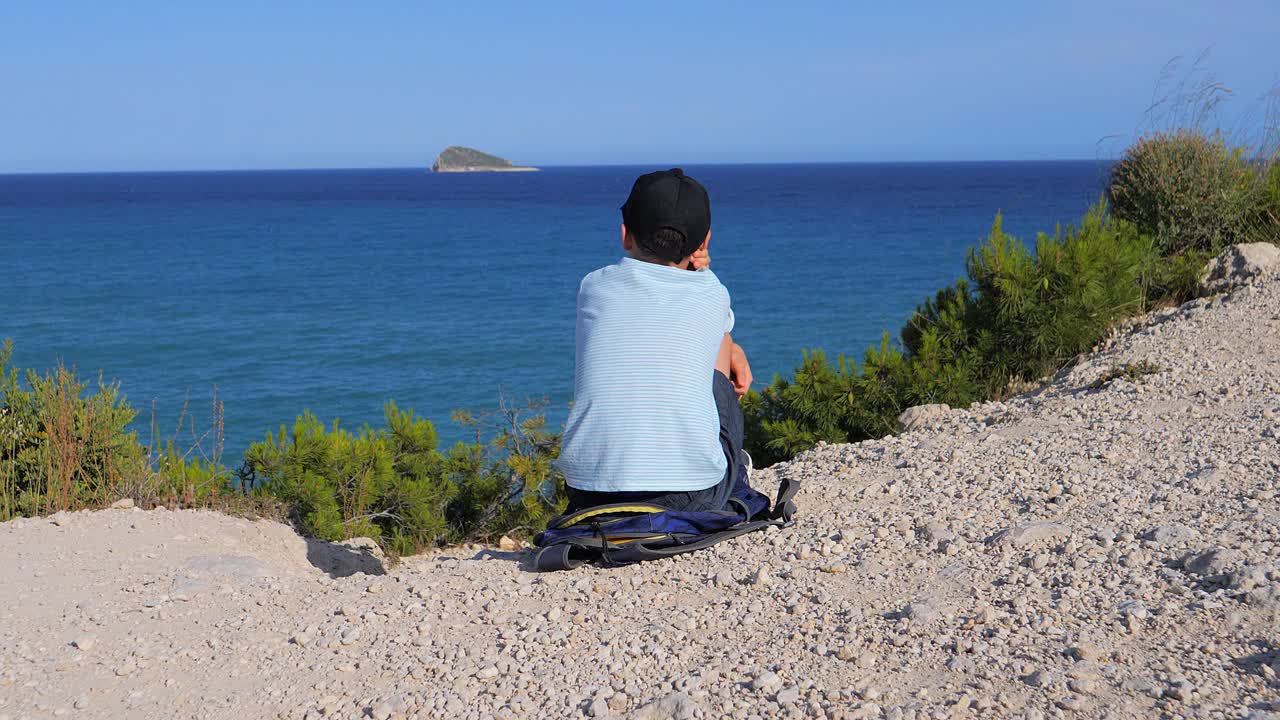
531;466;799;572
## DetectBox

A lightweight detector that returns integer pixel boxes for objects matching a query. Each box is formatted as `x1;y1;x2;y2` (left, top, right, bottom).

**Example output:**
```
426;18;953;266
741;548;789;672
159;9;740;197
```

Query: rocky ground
3;271;1279;720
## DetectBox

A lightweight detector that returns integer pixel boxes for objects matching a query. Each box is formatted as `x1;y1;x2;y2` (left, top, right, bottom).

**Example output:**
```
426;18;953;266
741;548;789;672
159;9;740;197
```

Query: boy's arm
717;333;753;397
729;339;752;396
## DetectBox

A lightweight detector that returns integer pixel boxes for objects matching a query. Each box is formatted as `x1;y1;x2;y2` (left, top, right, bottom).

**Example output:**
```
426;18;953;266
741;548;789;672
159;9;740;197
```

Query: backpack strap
603;519;785;564
771;477;801;522
726;495;753;520
546;503;671;530
533;543;587;572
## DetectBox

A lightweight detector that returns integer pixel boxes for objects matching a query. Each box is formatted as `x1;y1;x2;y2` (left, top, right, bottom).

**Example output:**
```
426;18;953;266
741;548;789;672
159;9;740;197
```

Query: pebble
1144;523;1199;545
1116;599;1147;620
1069;644;1101;662
1025;670;1058;689
630;692;699;720
1166;681;1195;701
1055;695;1086;711
1185;547;1243;577
753;671;783;694
987;522;1069;550
1068;678;1097;695
904;602;939;624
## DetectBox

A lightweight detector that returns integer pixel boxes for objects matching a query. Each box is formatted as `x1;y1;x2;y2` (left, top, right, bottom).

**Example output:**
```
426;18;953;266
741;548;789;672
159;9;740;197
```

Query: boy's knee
712;372;744;433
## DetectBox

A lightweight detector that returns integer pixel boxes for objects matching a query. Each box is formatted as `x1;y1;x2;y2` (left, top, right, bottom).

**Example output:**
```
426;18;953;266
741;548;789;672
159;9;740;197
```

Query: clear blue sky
2;1;1276;172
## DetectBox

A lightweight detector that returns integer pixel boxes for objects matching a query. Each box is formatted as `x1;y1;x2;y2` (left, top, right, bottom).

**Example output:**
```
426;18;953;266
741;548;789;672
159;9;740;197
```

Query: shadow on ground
1233;639;1280;692
305;537;387;578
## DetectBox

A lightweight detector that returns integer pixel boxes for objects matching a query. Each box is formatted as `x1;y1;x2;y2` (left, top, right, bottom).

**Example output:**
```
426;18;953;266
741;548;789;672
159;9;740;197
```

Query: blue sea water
1;162;1108;460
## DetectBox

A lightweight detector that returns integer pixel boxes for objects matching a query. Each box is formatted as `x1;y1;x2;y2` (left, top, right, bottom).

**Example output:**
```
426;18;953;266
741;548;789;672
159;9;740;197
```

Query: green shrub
1261;160;1280;237
1;339;241;521
240;400;563;555
744;344;893;466
447;403;564;539
958;207;1153;388
1;339;146;518
1141;247;1216;302
1107;129;1269;256
744;203;1156;464
147;440;237;506
2;336;563;554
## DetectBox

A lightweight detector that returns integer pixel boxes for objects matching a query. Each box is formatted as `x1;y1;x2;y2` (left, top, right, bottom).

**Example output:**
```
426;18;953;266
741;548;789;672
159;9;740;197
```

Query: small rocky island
430;146;539;173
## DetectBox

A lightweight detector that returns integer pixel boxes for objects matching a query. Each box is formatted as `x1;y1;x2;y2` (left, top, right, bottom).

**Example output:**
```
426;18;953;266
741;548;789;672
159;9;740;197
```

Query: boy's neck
627;250;690;269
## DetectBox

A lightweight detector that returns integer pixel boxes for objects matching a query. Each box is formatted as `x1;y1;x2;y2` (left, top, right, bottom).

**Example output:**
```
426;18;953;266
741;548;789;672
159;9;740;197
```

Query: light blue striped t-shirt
556;257;735;492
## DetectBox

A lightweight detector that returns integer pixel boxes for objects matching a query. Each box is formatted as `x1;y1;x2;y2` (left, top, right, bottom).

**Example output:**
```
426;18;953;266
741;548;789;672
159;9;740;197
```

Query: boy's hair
630;227;690;264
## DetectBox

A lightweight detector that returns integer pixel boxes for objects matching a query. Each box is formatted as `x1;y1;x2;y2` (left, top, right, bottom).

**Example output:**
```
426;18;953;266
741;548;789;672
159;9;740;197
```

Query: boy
556;168;753;513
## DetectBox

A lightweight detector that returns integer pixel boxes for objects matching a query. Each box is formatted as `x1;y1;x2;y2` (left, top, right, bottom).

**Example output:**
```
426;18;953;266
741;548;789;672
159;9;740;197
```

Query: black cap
620;168;711;263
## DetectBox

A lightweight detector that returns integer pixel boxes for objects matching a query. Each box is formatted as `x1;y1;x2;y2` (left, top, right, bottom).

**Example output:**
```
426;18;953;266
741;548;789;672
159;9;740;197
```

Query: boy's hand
729;343;752;396
689;247;711;270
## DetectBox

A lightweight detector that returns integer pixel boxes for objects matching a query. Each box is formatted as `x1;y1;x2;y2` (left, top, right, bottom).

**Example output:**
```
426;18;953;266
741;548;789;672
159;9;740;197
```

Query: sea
0;162;1109;461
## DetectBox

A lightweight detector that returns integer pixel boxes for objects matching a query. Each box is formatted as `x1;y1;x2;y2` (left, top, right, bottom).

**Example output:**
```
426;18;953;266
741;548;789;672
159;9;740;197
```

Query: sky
1;1;1277;173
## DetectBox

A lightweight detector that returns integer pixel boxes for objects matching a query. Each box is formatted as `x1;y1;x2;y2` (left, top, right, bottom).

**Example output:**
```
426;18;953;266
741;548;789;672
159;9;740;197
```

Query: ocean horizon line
0;157;1115;179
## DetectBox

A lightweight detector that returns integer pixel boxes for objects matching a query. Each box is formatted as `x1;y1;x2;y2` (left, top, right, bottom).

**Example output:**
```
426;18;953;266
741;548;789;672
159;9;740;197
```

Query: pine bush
241;399;563;555
744;202;1156;464
961;206;1152;390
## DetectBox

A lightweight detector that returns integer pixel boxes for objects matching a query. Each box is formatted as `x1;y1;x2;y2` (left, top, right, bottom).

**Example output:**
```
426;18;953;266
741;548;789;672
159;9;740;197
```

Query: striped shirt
556;257;734;492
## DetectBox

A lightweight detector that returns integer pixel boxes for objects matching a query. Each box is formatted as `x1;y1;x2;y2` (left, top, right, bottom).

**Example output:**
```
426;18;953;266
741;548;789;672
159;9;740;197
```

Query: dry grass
1088;360;1164;390
1;340;282;524
1108;53;1280;257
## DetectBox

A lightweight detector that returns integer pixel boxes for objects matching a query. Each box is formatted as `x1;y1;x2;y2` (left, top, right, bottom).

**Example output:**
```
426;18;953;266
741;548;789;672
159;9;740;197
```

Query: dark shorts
565;371;745;514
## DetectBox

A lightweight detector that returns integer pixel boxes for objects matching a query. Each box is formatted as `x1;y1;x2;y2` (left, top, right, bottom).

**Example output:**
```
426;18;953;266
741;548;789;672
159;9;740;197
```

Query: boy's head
620;168;711;265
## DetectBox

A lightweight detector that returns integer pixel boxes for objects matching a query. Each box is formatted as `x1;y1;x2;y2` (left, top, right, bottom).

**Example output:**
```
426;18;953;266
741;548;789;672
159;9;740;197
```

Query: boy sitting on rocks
555;168;754;513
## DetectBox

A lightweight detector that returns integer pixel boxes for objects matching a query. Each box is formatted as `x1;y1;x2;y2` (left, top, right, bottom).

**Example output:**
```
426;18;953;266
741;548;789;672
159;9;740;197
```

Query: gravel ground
2;272;1279;720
